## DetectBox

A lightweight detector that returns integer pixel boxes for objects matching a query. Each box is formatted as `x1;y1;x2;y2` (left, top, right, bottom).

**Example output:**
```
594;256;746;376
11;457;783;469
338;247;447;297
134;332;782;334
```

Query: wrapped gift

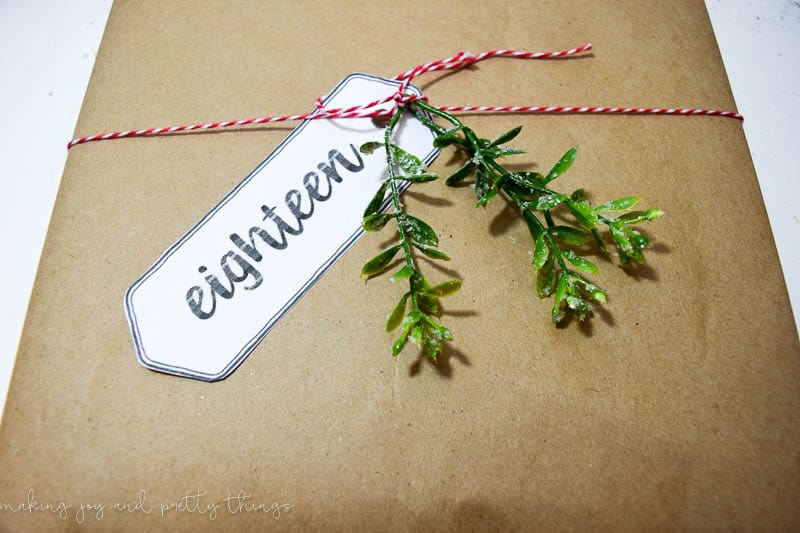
1;0;797;530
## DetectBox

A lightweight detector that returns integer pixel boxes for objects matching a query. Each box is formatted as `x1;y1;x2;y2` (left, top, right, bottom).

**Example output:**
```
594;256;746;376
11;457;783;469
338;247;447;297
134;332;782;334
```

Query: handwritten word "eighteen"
186;144;366;319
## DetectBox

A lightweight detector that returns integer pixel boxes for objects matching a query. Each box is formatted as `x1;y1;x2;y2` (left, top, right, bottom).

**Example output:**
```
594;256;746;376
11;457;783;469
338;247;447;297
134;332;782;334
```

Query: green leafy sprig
359;107;462;363
361;100;663;360
410;100;662;323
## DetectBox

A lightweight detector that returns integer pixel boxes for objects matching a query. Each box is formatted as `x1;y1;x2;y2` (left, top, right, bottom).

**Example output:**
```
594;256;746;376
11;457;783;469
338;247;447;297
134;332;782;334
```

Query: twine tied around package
66;43;742;149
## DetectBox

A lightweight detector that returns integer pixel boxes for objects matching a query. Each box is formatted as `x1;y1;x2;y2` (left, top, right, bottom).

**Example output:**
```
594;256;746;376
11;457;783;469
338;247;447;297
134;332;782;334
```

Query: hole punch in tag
125;74;438;381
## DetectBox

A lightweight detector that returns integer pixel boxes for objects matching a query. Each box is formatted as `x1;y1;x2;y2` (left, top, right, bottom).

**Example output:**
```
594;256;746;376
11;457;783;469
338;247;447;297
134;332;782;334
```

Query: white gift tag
125;74;438;380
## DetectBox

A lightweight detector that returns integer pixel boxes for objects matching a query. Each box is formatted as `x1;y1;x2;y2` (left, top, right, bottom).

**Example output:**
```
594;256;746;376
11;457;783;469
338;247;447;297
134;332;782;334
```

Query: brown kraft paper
1;0;798;530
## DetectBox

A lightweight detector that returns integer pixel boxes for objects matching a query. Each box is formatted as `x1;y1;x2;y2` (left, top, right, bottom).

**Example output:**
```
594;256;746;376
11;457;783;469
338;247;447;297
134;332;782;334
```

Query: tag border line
124;73;438;381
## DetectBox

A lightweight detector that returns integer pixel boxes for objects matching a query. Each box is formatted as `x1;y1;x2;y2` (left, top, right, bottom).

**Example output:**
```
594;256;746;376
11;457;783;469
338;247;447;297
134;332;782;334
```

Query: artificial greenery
360;102;663;362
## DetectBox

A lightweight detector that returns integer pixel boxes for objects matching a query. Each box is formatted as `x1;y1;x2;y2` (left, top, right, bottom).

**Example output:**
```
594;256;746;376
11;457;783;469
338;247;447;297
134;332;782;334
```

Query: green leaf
566;295;591;320
508;171;546;193
359;141;383;155
486;146;525;158
410;325;423;345
544;147;577;184
575;276;607;304
627;229;650;249
570;188;588;202
619;209;664;224
361;212;394;232
418;293;440;315
421;323;446;363
392;318;415;356
392;145;424;176
476;183;499;207
530;193;565;211
363;180;389;218
409;272;431;294
552;274;570;322
474;165;491;201
426;279;462;297
409;272;429;294
548;225;591;245
391;265;415;282
591;289;607;304
505;182;537;202
523;210;543;240
403;309;423;327
392;337;407;357
628;247;645;264
609;223;645;264
399;214;438;246
463;127;480;148
488;125;523;147
622;231;646;263
433;132;461;148
400;172;439;183
532;234;549;271
565;198;598;228
360;245;401;278
413;243;451;261
590;228;608;253
609;224;634;254
421;330;439;361
564;251;599;274
595;196;639;212
446;161;475;185
433;127;465;148
386;293;410;332
536;255;557;298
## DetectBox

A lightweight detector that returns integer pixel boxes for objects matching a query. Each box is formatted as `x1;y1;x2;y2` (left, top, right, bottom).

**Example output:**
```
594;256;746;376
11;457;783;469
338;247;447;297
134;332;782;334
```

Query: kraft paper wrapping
1;0;798;530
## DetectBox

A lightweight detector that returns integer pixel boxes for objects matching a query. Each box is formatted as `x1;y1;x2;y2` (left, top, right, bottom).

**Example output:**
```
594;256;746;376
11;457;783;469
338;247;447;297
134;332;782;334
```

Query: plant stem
408;106;447;136
412;100;461;128
505;189;569;272
384;107;419;312
411;102;572;274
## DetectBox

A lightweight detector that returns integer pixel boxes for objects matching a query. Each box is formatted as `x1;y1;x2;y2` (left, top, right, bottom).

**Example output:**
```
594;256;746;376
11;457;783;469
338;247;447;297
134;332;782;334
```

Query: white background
1;1;798;420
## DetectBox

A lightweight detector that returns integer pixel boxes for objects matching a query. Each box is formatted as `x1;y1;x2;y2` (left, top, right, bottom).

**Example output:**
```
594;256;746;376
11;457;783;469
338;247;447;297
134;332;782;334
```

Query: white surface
0;1;798;419
706;0;800;325
0;1;113;422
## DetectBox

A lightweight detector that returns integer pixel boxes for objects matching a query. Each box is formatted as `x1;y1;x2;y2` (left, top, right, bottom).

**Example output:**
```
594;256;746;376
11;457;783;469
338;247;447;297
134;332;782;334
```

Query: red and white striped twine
66;43;742;149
